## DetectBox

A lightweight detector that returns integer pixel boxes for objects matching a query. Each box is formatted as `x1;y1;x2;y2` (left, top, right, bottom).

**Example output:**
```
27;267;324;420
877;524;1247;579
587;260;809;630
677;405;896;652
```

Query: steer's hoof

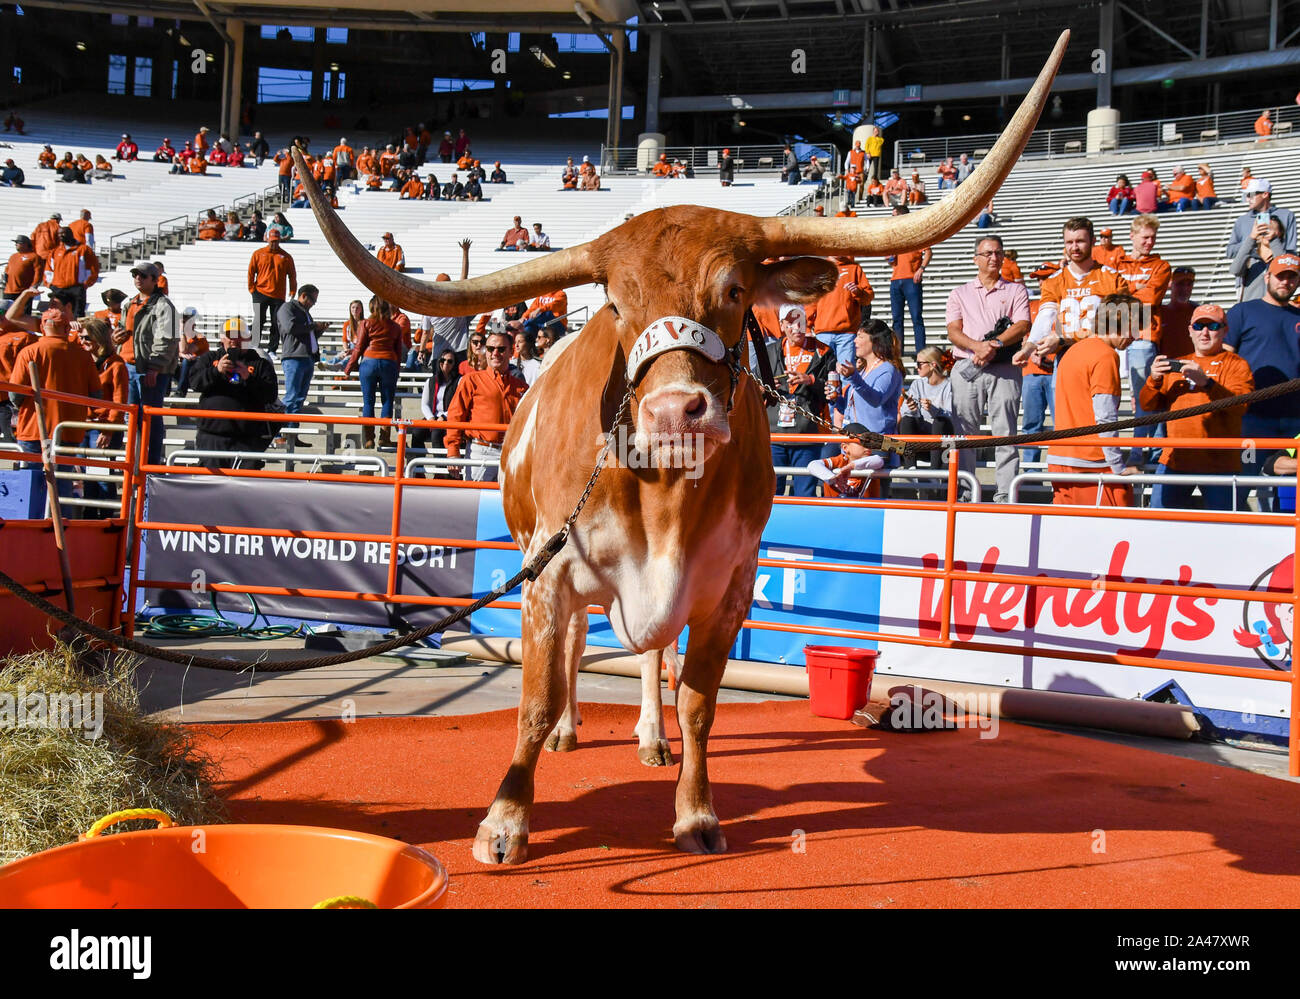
472;822;529;865
637;739;674;767
545;729;578;752
673;817;727;855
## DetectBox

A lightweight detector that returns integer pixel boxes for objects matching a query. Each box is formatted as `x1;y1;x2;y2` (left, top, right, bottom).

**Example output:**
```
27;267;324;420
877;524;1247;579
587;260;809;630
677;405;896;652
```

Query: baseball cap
100;288;126;306
841;423;869;439
50;212;62;221
1246;178;1272;195
12;234;30;245
223;317;249;336
778;304;807;325
266;230;282;241
381;231;393;240
1172;265;1196;277
1099;227;1113;236
1269;253;1300;276
1190;304;1227;327
813;205;825;215
130;262;160;278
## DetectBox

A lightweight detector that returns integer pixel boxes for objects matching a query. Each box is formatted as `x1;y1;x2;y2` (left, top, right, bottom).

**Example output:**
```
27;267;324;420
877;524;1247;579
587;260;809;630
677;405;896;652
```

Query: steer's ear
755;256;840;306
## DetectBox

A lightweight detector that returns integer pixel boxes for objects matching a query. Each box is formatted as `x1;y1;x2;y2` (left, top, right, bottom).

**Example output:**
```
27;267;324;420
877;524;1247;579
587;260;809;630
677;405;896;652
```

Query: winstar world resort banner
144;478;1294;735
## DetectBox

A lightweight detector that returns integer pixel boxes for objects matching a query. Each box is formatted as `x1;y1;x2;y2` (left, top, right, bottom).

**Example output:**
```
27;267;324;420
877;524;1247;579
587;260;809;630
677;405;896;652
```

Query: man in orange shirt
194;126;210;156
652;153;672;178
45;227;99;316
499;216;529;251
276;149;293;200
1139;303;1254;509
37;146;55;169
1255;111;1274;139
1092;227;1123;268
8;308;101;513
197;209;226;240
1044;293;1141;506
31;213;61;258
887;205;931;351
377;233;405;270
247;230;297;356
847;140;866;176
1165;165;1198;211
187;152;208;175
69;209;94;250
399;174;424;200
4;235;43;314
444;330;528;482
379;144;399;177
1000;249;1024;284
807;255;872;365
1113;214;1172;461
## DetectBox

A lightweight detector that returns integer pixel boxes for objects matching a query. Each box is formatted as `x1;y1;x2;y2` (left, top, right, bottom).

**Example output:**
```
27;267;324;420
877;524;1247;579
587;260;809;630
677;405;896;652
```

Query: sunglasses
470;339;484;345
484;345;510;354
438;358;455;364
1191;321;1224;331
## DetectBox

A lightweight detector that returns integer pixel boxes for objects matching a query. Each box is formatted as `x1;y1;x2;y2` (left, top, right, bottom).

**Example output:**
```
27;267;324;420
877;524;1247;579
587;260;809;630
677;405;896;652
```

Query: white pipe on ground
438;636;1201;740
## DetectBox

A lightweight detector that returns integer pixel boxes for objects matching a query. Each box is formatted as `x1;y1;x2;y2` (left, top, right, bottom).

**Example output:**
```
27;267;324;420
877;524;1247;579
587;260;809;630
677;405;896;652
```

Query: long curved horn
291;148;597;316
761;30;1070;258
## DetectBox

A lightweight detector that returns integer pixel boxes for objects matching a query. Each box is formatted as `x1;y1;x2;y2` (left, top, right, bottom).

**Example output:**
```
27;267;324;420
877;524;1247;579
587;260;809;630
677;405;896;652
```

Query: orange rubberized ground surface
192;700;1300;908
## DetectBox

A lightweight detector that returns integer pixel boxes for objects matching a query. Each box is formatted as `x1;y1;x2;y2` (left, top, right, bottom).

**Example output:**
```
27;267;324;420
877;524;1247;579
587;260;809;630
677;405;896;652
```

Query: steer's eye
728;286;743;303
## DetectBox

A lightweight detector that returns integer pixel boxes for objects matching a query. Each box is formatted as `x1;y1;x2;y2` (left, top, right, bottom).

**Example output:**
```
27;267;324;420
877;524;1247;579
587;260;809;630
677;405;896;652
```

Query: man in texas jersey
1015;216;1132;366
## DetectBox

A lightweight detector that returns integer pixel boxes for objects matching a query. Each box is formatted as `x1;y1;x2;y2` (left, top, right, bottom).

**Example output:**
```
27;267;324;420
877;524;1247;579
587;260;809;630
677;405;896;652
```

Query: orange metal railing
2;382;1296;773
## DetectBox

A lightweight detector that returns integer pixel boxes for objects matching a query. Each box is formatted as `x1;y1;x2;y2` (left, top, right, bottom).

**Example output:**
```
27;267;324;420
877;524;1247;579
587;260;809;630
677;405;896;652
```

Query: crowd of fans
3;110;1299;513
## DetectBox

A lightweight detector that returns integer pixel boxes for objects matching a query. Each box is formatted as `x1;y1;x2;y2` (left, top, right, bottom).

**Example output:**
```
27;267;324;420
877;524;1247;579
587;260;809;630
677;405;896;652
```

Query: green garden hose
138;589;314;642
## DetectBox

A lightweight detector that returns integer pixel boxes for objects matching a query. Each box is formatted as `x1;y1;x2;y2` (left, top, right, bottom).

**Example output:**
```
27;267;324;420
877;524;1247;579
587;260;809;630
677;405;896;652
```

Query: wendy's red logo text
918;541;1217;656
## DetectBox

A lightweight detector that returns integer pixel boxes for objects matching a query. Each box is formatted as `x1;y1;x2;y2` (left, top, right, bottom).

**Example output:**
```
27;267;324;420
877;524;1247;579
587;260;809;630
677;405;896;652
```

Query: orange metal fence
2;382;1296;773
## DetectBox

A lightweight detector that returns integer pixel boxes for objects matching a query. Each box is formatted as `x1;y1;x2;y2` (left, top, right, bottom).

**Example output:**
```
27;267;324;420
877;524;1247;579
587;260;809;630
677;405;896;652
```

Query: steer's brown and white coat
293;29;1068;865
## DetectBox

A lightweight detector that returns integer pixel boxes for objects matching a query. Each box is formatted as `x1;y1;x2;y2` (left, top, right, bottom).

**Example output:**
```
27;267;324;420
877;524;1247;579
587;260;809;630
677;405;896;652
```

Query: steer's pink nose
641;388;709;433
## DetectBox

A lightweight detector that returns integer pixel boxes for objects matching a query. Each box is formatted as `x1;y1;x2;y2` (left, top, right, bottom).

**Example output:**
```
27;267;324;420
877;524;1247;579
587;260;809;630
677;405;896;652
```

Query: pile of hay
0;643;226;866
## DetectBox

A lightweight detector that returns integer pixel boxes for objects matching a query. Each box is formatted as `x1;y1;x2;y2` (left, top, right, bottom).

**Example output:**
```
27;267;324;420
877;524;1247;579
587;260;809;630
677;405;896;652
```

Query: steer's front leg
473;574;573;865
672;604;745;854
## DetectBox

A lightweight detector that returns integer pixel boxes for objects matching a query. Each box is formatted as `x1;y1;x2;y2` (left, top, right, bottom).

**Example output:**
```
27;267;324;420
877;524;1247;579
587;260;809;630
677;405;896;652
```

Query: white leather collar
626;316;727;383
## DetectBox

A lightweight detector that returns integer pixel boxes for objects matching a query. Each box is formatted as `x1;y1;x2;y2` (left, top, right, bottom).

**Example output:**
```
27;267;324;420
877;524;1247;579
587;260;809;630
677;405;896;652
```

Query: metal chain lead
564;381;636;535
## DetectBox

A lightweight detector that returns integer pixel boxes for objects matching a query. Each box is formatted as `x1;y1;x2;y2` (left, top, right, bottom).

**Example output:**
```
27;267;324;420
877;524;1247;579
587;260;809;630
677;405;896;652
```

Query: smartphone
1167;359;1185;373
1256;211;1272;227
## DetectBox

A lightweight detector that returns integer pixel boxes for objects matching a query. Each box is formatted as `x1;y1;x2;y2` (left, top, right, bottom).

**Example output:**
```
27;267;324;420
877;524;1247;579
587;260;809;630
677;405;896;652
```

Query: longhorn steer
293;29;1067;865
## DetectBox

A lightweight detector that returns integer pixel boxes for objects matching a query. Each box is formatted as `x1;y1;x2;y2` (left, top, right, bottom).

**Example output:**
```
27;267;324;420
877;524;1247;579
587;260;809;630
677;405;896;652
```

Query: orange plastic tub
0;819;448;909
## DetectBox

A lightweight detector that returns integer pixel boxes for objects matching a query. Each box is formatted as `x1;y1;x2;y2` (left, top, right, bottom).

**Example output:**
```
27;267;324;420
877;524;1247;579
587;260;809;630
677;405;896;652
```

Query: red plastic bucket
804;646;879;719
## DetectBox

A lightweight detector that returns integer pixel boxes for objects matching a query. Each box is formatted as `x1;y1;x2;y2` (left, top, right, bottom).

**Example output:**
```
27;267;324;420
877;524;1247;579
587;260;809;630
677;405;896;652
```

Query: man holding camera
1227;179;1296;271
945;234;1030;502
1139;304;1254;510
187;317;279;470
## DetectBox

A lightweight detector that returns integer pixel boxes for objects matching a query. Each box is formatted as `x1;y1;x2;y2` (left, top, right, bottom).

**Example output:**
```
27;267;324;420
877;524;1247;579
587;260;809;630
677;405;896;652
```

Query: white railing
1009;471;1282;510
894;104;1300;167
601;142;838;177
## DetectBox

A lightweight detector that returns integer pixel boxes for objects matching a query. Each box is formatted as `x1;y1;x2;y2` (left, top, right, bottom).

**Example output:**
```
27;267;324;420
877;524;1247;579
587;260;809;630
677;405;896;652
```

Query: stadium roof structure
26;0;640;32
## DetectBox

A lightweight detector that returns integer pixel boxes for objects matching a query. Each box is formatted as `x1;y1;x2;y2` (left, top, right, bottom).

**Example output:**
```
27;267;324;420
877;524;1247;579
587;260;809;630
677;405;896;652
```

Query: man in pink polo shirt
944;233;1031;502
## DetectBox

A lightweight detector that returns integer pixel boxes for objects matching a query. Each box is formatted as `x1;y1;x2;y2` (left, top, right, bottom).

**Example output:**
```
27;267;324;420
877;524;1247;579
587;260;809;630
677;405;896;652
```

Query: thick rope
0;529;567;673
